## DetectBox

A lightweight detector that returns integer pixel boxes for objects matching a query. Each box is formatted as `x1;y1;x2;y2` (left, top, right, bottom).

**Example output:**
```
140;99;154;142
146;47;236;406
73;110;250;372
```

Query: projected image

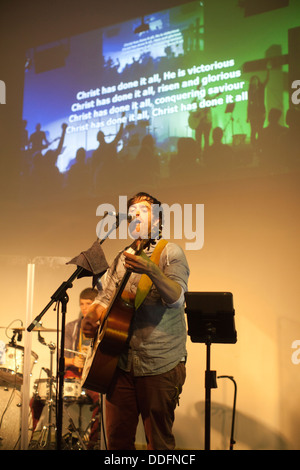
20;0;300;202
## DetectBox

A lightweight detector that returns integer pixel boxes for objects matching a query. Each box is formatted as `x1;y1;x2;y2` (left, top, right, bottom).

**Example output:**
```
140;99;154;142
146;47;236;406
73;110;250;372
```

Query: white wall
0;170;299;450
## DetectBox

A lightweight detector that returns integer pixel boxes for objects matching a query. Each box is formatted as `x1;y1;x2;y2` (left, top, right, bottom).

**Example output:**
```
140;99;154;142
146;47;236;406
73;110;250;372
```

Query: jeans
105;361;186;450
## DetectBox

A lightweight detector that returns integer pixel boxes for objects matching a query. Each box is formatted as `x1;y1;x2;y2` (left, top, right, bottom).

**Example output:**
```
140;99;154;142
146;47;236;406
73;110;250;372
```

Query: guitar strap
134;239;168;310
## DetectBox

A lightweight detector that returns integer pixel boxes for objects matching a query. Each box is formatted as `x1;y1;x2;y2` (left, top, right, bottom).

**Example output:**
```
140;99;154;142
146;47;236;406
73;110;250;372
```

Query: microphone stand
27;212;119;450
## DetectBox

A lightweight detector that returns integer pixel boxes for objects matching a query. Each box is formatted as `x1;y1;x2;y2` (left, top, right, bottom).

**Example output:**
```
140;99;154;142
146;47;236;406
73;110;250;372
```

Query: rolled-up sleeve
160;243;190;294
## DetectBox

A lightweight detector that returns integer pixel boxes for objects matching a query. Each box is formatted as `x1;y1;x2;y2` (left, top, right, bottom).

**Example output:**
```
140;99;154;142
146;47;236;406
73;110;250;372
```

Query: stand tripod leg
204;342;217;450
30;344;57;450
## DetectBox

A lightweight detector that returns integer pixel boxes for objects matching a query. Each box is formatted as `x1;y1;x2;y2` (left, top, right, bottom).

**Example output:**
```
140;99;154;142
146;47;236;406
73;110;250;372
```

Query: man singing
82;192;189;450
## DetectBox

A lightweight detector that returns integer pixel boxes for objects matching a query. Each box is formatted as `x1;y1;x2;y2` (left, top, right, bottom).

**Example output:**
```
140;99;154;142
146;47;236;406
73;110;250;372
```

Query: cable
217;375;237;450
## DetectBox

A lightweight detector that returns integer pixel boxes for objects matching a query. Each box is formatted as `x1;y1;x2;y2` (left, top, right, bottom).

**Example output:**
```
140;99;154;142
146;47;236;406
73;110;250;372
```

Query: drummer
64;287;98;376
30;287;101;449
64;287;100;449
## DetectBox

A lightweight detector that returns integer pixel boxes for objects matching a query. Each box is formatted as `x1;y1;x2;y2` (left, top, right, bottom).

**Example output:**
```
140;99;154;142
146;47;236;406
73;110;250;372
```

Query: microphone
103;211;134;223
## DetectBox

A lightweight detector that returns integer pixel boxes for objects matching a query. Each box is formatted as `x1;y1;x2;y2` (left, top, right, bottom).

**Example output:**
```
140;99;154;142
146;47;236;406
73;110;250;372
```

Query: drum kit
0;324;102;450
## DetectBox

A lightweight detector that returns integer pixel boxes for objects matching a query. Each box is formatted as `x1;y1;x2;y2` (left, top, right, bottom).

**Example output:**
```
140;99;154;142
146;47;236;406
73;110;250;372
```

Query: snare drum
64;377;82;402
33;378;53;402
0;344;38;386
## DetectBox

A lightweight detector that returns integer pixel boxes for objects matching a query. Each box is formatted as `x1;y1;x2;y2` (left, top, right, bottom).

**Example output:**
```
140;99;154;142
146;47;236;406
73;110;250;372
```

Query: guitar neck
100;240;147;329
99;269;131;328
114;269;132;303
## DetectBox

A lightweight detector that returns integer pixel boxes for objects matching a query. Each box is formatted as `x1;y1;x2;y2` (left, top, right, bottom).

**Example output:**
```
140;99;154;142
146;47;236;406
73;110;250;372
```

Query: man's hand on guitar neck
82;303;106;338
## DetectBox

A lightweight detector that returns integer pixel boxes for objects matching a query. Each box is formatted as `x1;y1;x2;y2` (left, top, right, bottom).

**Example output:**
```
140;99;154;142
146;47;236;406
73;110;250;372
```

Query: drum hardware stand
36;332;57;449
85;395;103;450
63;402;88;450
10;328;23;346
26;215;118;450
185;292;237;450
63;393;102;450
5;330;26;391
8;330;22;385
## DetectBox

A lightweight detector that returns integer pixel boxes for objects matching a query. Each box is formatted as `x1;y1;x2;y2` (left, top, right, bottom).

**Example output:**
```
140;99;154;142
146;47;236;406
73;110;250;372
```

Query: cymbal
0;326;58;332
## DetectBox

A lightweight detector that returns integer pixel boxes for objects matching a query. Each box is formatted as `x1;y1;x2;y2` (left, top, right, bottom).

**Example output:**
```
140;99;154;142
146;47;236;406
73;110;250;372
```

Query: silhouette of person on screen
21;120;29;152
170;137;200;184
29;123;67;199
258;108;287;170
247;64;270;147
133;134;159;187
91;113;125;193
67;147;91;197
189;97;212;154
278;107;300;170
203;127;234;173
29;123;50;155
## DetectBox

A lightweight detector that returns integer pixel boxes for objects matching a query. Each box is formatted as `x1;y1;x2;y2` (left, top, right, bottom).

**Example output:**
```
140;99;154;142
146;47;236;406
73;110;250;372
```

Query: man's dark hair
79;287;98;301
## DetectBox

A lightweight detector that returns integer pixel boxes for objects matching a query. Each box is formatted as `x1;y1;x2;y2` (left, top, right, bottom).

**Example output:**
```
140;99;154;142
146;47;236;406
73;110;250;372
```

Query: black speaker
240;0;289;17
288;27;300;87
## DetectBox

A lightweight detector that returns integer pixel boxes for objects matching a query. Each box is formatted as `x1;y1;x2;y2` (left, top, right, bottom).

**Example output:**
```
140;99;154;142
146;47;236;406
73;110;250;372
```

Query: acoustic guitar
188;91;222;130
188;108;211;130
81;237;152;394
